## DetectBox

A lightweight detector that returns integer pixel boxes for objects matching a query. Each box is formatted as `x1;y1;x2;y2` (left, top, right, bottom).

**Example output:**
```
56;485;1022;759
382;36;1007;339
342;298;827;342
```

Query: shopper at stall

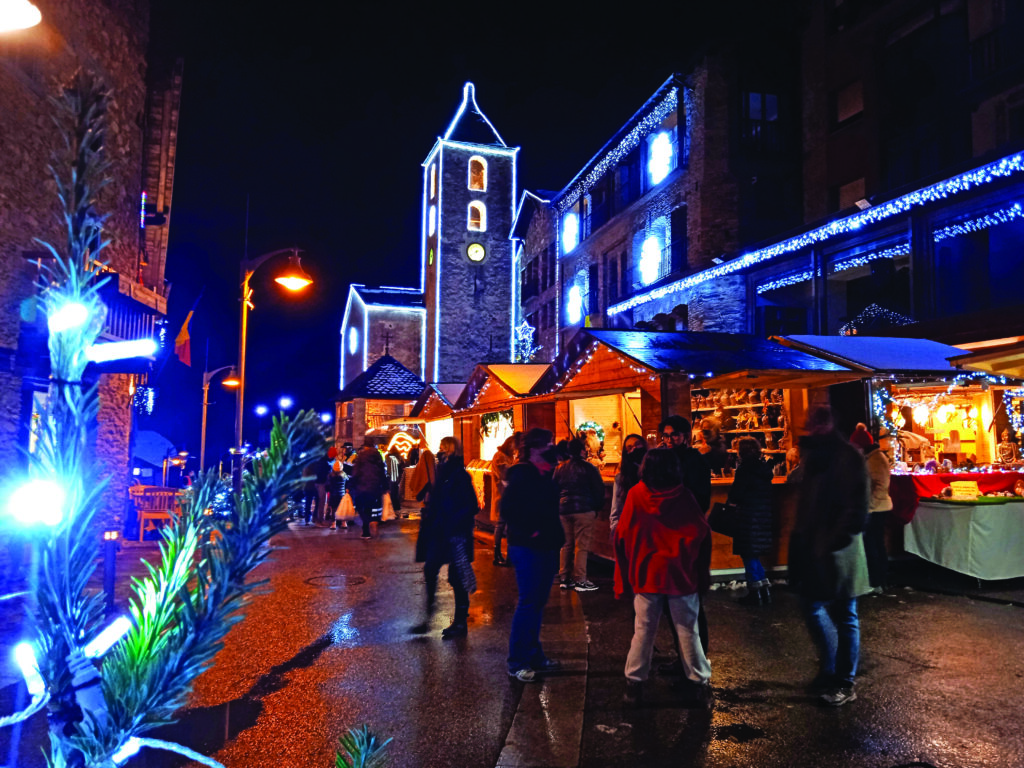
728;437;775;606
410;436;478;638
862;435;893;593
349;440;388;539
609;434;647;536
502;428;565;683
490;433;519;566
789;406;870;707
697;417;730;477
614;447;712;705
553;438;606;592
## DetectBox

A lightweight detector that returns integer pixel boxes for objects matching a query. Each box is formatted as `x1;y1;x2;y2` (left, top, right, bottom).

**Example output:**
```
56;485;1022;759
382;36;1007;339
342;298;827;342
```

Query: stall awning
702;369;863;390
777;335;968;376
949;339;1024;379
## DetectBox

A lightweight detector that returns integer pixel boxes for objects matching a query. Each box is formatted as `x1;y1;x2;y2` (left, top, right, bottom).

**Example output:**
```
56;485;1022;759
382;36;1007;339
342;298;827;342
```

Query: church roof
353;284;424;309
443;82;508;148
337;354;426;402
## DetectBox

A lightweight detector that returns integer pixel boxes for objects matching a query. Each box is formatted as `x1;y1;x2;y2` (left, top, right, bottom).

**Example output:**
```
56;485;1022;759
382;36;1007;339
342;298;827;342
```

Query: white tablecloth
905;500;1024;580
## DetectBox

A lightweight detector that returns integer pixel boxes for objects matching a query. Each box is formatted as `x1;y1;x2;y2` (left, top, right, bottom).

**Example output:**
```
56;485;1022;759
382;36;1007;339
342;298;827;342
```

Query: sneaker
821;687;857;707
509;668;537;683
559;580;575;591
533;658;561;671
329;524;337;530
623;679;643;705
574;580;598;592
360;535;372;540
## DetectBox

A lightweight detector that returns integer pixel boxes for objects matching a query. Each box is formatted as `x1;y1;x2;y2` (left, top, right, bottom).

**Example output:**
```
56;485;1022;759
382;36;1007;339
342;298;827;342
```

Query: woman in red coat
614;447;712;704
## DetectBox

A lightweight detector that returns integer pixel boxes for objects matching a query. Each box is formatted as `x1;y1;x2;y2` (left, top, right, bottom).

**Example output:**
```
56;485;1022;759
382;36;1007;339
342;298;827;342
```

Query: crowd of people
314;405;881;710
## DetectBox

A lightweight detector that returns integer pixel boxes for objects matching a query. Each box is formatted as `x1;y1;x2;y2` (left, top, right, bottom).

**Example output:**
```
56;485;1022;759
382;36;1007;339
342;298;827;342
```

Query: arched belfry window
468;201;486;231
469;156;487;191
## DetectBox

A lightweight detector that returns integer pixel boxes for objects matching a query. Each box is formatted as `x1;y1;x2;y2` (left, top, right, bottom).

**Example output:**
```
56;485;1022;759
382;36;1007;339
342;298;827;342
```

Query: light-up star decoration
562;212;579;254
566;284;584;325
639;236;662;285
648;131;673;185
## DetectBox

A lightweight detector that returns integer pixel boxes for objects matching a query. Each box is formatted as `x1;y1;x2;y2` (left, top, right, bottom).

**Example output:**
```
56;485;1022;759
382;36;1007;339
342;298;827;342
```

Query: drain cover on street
306;575;367;589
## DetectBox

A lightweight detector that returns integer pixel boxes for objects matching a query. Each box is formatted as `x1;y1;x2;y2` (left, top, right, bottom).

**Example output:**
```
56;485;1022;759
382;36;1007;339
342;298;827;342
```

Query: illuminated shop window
469;156;487;191
468;201;486;231
562;212;579;253
430;164;437;199
428;205;436;236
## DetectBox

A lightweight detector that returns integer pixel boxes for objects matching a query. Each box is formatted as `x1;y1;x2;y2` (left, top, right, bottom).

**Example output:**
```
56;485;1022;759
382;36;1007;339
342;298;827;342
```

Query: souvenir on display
772;389;785;404
746;409;760;428
725;389;737;405
735;389;749;405
750;389;762;404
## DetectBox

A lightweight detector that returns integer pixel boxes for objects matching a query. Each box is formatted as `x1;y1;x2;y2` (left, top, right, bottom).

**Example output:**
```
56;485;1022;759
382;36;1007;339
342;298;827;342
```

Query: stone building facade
339;285;424;390
0;0;179;531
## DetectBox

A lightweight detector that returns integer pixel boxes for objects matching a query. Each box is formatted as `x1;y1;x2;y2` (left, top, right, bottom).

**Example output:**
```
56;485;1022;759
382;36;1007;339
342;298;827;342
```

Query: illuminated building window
468;201;486;231
428;205;436;236
469;156;487;191
430;164;437;199
348;327;359;355
647;130;676;185
562;212;579;253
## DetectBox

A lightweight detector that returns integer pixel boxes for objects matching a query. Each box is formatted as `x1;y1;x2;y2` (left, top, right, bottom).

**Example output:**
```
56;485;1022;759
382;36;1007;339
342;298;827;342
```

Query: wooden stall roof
409;383;458;421
949;339;1024;379
776;335;969;376
454;363;548;411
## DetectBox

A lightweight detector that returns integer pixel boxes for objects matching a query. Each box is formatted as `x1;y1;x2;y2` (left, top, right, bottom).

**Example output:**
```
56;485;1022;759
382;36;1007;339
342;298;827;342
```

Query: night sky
143;1;793;465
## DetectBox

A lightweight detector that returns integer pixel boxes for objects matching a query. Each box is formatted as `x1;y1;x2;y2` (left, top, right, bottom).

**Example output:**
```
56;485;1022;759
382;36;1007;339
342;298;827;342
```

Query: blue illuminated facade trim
608;150;1024;316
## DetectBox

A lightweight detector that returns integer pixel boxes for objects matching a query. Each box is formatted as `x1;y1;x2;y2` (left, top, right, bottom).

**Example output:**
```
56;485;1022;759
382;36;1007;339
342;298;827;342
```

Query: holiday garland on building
1;72;325;767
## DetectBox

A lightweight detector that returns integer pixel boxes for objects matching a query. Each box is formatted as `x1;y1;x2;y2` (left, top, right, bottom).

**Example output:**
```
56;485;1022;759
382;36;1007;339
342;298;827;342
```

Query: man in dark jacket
553;438;606;592
349;441;388;539
501;428;566;683
659;415;711;513
790;406;870;707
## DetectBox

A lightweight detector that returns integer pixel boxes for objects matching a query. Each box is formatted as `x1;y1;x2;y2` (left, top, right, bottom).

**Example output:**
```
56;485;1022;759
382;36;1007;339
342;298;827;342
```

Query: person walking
349;440;388;539
859;431;893;593
386;447;404;517
608;433;647;537
325;446;348;530
728;437;775;605
614;447;712;705
789;406;870;707
410;436;478;637
311;452;331;524
553;438;606;592
490;433;518;566
501;428;565;683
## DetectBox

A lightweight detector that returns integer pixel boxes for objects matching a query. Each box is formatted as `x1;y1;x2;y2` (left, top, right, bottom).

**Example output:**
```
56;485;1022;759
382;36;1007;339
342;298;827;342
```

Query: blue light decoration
347;326;358;356
562;212;579;254
557;87;680;214
513;320;542;363
837;303;914;335
756;268;818;295
139;191;146;230
85;338;157;363
609;150;1024;316
566;284;584;325
1003;388;1024;436
932;201;1023;241
132;384;155;416
639;235;662;285
648;131;674;185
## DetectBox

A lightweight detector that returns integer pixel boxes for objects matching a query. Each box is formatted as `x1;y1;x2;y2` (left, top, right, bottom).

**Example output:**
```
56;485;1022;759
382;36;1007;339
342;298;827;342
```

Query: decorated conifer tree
1;72;324;767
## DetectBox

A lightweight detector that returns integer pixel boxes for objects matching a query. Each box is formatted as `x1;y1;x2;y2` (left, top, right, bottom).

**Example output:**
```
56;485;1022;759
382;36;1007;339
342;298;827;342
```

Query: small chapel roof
337;354;426;403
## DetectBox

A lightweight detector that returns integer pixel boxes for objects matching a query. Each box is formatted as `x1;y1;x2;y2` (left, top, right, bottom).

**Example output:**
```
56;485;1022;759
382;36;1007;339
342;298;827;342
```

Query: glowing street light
254;404;269;417
278;395;294;411
7;479;64;527
0;0;42;33
200;365;239;471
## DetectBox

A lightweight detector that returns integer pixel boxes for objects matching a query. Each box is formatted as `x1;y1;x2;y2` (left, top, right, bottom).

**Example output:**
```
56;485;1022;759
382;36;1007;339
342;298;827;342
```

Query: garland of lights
609;151;1024;316
557;88;680;213
831;243;911;275
1003;388;1024;436
933;201;1023;242
837;303;914;336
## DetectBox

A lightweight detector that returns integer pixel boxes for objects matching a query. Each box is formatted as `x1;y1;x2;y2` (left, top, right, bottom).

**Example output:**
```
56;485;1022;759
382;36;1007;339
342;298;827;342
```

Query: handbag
338;492;356;523
708;501;739;538
382;493;396;522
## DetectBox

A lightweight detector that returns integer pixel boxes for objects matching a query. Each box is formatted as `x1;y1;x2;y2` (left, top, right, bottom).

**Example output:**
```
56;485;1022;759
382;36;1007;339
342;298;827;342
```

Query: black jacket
553;457;606;515
675;445;712;513
417;455;477;563
349;447;387;503
727;458;774;557
501;461;565;550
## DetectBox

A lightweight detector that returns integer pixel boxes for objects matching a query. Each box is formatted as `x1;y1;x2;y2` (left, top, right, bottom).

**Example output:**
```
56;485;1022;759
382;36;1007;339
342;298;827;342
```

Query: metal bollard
103;530;119;613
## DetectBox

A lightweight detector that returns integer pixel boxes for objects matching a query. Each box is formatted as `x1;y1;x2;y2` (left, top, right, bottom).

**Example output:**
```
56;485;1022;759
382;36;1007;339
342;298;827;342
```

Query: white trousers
625;592;711;684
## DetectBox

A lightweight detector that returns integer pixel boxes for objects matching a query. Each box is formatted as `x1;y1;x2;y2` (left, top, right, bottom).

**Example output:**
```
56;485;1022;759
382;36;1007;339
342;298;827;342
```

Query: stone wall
366;308;422;379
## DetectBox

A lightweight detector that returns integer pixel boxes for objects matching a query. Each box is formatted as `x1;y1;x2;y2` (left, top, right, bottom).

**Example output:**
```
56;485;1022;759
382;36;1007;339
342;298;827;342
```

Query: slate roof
532;330;849;394
781;335;968;374
337;354;426;402
354;285;424;309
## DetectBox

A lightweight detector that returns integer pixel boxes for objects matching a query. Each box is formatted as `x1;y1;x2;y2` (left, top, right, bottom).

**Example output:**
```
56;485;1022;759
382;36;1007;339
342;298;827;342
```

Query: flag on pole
174;310;193;367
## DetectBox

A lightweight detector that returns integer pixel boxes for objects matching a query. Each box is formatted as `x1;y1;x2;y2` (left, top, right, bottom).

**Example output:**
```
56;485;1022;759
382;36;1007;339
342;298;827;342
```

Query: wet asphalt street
3;514;1024;768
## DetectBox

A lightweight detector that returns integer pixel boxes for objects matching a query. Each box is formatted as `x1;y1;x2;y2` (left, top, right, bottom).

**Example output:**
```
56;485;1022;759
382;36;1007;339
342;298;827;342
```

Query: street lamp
234;248;312;487
0;0;42;32
200;365;240;471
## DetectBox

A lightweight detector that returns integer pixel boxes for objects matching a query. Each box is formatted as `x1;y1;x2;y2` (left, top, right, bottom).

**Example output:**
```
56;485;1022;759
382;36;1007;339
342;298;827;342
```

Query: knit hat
849;423;874;451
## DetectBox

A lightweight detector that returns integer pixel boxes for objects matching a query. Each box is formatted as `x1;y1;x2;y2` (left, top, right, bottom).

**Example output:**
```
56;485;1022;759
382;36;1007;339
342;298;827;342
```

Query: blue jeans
742;557;766;588
507;545;559;673
801;596;860;688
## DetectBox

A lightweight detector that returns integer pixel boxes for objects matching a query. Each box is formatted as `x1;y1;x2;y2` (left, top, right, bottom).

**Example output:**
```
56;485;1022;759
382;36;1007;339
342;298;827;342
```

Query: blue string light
932;201;1023;242
608;151;1024;316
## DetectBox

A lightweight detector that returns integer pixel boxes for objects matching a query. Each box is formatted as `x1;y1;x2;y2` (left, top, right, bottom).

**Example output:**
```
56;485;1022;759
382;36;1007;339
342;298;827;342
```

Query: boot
759;586;772;604
369;521;379;538
736;590;762;606
442;620;468;638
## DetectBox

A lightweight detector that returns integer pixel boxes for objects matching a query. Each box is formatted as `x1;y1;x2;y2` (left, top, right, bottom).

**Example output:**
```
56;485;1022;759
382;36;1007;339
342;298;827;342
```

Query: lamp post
200;365;239;471
234;248;312;487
